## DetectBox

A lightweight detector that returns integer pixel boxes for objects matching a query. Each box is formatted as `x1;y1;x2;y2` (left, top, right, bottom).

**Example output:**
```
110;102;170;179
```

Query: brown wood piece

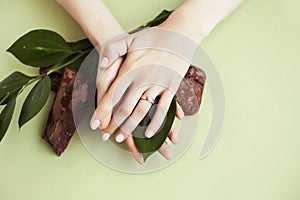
43;68;82;156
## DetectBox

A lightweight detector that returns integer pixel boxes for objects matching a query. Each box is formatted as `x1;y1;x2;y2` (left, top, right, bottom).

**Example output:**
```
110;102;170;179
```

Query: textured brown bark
42;67;91;156
43;65;205;156
176;65;206;115
39;67;62;92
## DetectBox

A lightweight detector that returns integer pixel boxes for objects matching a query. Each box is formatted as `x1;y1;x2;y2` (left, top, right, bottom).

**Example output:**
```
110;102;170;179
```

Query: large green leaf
67;39;93;71
133;97;176;161
0;71;32;105
7;30;78;67
68;38;93;51
18;75;51;128
0;96;16;142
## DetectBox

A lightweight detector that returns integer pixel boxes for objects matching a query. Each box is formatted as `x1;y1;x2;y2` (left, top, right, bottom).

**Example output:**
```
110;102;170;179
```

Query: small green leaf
146;10;173;27
0;71;32;105
7;30;78;67
130;10;173;33
18;75;51;128
0;96;16;142
133;97;176;161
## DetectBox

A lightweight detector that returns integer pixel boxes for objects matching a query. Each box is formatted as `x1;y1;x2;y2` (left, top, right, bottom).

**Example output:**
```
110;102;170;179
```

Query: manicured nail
102;132;110;141
91;119;100;130
179;109;184;119
137;155;144;165
165;149;173;160
100;57;108;68
146;129;155;138
132;153;144;165
173;135;180;144
116;134;125;143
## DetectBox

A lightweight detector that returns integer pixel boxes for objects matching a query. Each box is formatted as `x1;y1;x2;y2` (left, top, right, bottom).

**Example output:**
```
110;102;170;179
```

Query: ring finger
113;86;164;143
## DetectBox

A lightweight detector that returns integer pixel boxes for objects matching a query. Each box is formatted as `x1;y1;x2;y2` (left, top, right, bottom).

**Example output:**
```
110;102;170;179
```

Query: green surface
0;0;300;199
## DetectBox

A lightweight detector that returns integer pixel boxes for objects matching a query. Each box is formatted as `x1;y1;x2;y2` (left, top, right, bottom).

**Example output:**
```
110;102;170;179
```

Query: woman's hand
90;28;191;163
91;29;187;164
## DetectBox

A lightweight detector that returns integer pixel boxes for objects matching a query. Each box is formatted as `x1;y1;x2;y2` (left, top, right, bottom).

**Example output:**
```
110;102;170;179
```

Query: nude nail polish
102;133;110;141
116;134;125;143
100;57;108;67
165;149;173;160
146;129;155;138
91;119;100;130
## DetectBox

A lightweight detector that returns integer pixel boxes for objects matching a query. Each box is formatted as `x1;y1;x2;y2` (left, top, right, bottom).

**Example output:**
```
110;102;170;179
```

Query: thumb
98;36;133;69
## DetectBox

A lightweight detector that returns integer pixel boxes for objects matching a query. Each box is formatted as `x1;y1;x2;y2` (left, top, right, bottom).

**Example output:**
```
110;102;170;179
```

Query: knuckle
99;76;112;86
119;125;132;135
97;101;111;115
135;103;149;116
93;109;102;119
105;42;119;56
105;44;114;54
126;104;150;127
129;115;142;128
116;106;130;117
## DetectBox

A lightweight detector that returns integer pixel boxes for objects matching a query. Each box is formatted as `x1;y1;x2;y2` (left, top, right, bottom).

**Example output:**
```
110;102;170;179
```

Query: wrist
56;0;125;47
157;0;231;43
85;22;125;46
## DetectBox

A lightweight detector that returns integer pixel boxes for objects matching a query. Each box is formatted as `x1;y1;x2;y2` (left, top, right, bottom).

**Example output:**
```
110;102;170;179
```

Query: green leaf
68;38;93;51
0;71;32;105
47;51;87;73
130;10;173;33
18;75;51;128
67;53;90;71
0;96;16;142
145;10;173;27
133;97;176;161
7;29;78;67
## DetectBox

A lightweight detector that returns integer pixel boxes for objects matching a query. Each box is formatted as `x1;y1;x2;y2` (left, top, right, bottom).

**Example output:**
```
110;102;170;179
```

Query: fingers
125;136;144;165
96;57;123;105
101;86;147;141
112;86;162;143
176;102;184;120
98;36;133;69
127;135;175;164
158;141;173;160
145;89;174;138
90;74;131;130
112;100;151;143
168;128;180;144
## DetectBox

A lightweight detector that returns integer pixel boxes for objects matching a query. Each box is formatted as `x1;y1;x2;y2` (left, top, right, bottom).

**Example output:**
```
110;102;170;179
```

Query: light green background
0;0;300;199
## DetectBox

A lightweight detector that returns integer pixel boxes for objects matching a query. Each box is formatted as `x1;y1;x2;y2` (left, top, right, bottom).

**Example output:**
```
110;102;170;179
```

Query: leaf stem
47;49;92;75
0;93;10;105
17;76;41;96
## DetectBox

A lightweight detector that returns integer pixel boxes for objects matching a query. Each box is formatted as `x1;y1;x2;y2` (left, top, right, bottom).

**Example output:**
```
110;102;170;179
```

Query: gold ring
140;94;155;104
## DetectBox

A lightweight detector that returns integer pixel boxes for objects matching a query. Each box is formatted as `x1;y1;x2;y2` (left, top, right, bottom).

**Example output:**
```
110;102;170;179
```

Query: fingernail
132;153;144;165
165;149;173;160
173;135;180;144
102;132;110;141
146;129;155;138
116;134;125;143
179;109;184;119
91;119;100;130
138;156;144;165
100;57;108;67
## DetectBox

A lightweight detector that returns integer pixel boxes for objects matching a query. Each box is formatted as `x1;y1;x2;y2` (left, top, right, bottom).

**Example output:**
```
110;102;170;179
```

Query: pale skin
57;0;244;164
